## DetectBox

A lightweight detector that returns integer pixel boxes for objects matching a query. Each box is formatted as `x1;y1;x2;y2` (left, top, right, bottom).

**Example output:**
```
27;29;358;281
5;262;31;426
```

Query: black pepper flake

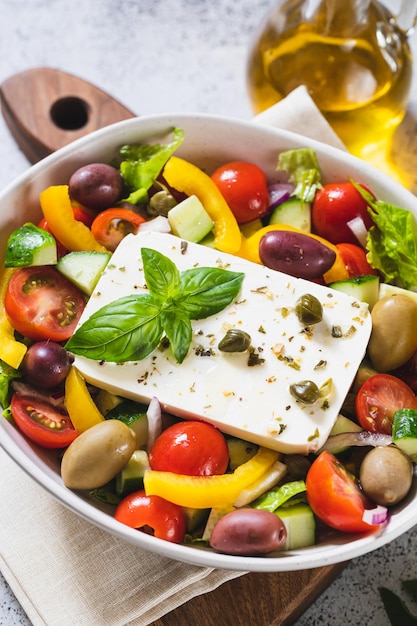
321;399;330;410
247;347;265;366
258;325;266;334
180;240;188;254
331;326;343;338
314;359;327;369
194;345;214;357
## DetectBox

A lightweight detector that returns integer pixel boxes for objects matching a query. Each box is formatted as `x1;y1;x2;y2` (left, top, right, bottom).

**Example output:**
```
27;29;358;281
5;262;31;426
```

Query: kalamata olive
61;419;136;490
289;380;320;404
368;294;417;372
69;163;124;211
218;329;251;352
295;294;323;325
359;445;413;506
209;508;287;555
259;230;336;279
21;341;73;389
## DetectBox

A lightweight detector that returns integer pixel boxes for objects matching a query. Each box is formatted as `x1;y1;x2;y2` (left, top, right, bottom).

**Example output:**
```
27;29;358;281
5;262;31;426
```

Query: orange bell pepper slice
236;224;349;284
162;156;242;254
144;446;279;508
64;366;105;432
39;185;109;253
0;268;27;368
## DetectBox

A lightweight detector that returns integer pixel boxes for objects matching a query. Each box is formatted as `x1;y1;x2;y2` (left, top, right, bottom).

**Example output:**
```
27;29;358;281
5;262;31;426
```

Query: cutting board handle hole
50;96;89;130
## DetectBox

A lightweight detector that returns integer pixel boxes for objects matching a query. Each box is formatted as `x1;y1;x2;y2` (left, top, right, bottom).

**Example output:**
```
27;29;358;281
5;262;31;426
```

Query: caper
148;185;177;216
289;380;320;404
295;294;323;325
218;329;251;352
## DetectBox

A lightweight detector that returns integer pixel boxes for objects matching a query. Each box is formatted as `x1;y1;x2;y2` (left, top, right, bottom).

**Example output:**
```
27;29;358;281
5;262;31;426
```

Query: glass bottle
247;0;416;166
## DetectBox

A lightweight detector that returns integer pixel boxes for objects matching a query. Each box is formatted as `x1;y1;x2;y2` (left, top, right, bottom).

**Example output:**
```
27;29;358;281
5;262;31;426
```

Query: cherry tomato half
4;266;86;342
312;182;374;245
39;206;95;257
355;373;417;435
211;161;270;224
10;393;79;448
90;208;146;251
306;451;382;533
336;243;378;278
114;489;186;543
149;420;229;476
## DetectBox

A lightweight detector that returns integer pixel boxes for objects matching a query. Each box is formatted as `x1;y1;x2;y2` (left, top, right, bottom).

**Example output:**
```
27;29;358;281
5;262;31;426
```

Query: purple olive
209;508;287;556
259;230;336;279
69;163;124;211
21;341;74;389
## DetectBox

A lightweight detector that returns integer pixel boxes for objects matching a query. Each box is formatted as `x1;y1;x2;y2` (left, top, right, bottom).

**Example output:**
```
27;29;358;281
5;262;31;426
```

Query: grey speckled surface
0;1;417;625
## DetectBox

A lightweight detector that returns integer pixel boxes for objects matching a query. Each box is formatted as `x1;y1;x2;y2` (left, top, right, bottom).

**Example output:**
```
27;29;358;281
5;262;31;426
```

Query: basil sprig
66;248;244;364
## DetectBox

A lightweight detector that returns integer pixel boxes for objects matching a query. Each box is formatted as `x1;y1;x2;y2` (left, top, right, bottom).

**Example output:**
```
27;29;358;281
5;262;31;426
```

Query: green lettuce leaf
277;148;322;202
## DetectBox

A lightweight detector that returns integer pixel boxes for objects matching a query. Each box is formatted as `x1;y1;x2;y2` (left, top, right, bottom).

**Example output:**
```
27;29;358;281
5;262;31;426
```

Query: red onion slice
347;216;369;248
138;215;171;233
362;504;388;526
11;381;66;408
268;183;294;210
320;430;392;453
146;396;162;453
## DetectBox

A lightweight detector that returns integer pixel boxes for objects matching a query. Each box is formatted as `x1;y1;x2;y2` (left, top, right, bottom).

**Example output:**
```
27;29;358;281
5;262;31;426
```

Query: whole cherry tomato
306;451;383;533
355;373;417;434
114;490;186;543
11;393;79;449
4;266;86;342
149;420;229;476
336;243;378;277
90;208;146;251
312;182;374;245
211;161;270;224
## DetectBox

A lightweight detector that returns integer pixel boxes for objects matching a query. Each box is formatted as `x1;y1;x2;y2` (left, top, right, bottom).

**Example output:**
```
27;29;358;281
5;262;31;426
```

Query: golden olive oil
247;1;413;163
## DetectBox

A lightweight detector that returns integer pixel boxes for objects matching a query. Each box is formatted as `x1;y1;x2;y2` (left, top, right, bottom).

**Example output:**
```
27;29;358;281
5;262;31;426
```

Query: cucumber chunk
168;195;214;242
116;449;150;496
4;222;57;267
268;198;311;232
379;282;417;306
57;250;111;295
182;507;210;533
105;399;148;448
330;414;362;436
392;408;417;460
227;436;258;471
278;503;316;550
329;274;379;310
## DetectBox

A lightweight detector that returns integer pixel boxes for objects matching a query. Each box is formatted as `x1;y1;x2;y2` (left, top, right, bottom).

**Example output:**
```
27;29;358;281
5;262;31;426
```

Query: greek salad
1;127;417;557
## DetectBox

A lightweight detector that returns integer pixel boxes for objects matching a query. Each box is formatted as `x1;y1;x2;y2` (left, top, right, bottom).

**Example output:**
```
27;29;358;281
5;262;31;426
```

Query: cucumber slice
329;274;379;309
379;282;417;305
268;198;311;232
94;389;124;416
227;436;258;471
4;222;57;267
116;449;150;496
330;414;362;436
105;399;148;448
168;195;214;242
278;503;316;550
392;408;417;460
202;506;234;541
56;250;111;295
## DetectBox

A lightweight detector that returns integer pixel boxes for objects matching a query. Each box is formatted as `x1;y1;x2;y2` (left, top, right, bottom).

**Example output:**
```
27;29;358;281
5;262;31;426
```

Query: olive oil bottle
247;0;414;165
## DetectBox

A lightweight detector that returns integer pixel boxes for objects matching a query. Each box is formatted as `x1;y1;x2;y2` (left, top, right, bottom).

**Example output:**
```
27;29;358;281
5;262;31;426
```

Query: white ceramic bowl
1;113;416;572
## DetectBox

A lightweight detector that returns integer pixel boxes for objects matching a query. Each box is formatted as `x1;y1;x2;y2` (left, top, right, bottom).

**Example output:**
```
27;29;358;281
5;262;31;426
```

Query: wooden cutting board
0;67;347;624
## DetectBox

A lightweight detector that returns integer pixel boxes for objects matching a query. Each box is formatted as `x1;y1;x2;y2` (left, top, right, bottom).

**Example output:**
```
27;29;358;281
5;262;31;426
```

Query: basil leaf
178;267;244;319
161;307;192;364
141;248;180;301
66;294;163;362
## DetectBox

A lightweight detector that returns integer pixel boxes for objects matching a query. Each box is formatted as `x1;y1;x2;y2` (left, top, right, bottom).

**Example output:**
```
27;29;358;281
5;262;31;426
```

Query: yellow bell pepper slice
162;156;242;254
64;366;105;432
144;446;279;508
236;223;349;284
0;268;27;368
39;185;108;253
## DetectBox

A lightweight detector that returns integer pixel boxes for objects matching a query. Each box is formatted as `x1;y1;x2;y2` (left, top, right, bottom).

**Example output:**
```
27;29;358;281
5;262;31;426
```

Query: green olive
218;329;251;352
289;380;320;404
359;445;413;506
295;294;323;326
61;419;136;490
368;294;417;372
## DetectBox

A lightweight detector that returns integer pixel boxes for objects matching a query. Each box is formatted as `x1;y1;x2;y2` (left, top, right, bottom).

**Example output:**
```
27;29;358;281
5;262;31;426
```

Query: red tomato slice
149;420;229;476
312;182;374;245
306;451;382;533
39;206;95;257
114;490;186;543
4;266;86;342
336;243;378;278
355;373;417;434
91;208;146;251
211;161;270;224
11;393;79;448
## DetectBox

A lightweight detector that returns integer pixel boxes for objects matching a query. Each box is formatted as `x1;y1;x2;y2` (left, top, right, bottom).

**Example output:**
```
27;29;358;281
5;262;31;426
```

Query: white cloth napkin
0;86;345;626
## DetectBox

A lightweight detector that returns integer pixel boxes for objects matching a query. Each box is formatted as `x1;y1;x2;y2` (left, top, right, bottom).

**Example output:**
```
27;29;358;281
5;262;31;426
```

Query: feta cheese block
73;231;372;454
